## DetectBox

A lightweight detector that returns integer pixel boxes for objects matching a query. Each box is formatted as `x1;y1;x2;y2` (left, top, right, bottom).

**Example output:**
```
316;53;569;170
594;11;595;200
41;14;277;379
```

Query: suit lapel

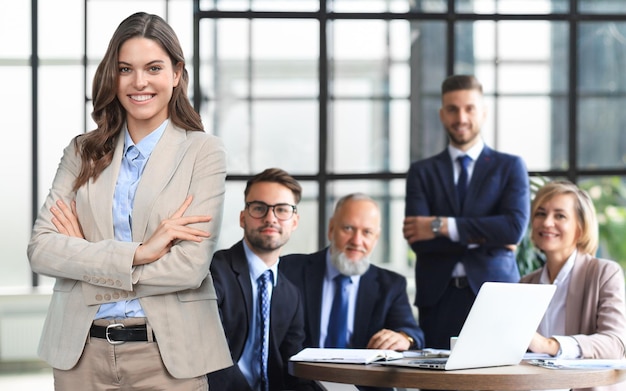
352;266;379;347
433;151;459;214
305;251;327;347
132;123;188;240
565;252;590;334
231;242;255;326
464;146;494;209
86;134;124;239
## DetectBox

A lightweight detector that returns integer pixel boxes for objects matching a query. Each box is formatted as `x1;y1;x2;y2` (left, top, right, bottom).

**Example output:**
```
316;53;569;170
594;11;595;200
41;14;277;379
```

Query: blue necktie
457;155;472;208
258;270;273;391
325;275;351;348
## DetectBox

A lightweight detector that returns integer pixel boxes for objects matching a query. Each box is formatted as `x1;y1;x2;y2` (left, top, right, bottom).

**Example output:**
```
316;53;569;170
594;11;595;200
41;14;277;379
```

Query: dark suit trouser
419;280;475;350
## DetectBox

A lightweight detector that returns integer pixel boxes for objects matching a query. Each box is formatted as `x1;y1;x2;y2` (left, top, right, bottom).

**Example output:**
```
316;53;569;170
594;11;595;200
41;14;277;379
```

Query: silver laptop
384;282;556;370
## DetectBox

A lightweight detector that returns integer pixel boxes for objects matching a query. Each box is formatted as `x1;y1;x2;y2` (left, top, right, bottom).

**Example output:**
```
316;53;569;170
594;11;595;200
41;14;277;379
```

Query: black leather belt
90;323;155;344
450;276;469;289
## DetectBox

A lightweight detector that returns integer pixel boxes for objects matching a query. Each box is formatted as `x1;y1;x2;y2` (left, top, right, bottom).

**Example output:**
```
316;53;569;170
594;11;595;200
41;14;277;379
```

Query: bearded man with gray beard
280;193;424;391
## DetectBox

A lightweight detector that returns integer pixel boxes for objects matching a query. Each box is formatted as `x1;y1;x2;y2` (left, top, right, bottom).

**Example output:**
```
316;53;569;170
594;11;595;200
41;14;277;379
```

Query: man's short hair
441;74;483;95
244;168;302;204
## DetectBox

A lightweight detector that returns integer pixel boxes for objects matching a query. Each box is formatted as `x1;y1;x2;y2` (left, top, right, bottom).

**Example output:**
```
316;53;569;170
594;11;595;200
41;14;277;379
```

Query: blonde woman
521;180;626;391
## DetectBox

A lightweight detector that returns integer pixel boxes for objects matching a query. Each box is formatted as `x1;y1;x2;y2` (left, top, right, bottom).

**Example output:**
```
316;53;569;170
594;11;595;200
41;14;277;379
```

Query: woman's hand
51;199;85;239
133;195;212;266
528;332;561;356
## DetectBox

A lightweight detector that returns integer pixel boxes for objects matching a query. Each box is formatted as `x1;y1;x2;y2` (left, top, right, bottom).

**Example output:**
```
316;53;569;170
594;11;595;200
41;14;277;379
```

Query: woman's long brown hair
72;12;203;192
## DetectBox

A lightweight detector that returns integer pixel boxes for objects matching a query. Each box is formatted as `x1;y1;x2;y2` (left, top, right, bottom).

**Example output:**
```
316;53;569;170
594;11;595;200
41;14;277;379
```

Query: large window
4;0;626;291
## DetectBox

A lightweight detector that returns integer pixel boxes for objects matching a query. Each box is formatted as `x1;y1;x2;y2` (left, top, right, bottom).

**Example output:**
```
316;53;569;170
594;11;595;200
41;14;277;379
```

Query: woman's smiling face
531;193;581;261
116;37;181;135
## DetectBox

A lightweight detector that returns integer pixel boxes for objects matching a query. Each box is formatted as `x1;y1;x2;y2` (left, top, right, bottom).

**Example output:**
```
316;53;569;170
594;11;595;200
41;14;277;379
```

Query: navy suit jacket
405;145;529;308
280;248;425;350
208;241;311;391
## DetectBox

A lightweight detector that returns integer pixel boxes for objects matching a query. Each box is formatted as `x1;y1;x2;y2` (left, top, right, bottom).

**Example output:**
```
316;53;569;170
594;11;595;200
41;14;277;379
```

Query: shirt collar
242;240;278;285
123;119;169;159
539;249;577;284
448;138;485;162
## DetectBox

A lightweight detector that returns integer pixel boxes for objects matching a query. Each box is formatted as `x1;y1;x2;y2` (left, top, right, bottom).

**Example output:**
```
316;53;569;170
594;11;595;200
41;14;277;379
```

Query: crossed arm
50;195;212;266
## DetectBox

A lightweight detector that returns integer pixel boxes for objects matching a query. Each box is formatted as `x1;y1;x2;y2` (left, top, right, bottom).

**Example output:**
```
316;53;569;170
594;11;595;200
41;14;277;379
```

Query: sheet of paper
529;358;626;370
290;348;403;364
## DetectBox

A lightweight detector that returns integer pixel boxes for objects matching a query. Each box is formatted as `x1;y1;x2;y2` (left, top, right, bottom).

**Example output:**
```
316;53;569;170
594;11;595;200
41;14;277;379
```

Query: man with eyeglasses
280;193;425;391
207;168;314;391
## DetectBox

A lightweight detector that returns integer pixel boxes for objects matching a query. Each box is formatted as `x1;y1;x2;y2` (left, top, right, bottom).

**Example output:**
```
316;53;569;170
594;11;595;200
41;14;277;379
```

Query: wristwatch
431;216;443;237
399;331;415;348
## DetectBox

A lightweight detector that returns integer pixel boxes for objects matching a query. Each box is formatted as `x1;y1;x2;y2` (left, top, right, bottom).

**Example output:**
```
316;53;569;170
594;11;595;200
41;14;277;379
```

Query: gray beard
330;248;370;276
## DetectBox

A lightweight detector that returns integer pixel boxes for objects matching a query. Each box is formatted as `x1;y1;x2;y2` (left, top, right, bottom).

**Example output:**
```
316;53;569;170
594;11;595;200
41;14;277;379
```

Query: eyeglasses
245;201;297;221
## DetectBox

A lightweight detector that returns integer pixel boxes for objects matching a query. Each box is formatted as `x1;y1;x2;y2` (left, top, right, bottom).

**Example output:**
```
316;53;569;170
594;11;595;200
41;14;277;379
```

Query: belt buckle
106;323;126;345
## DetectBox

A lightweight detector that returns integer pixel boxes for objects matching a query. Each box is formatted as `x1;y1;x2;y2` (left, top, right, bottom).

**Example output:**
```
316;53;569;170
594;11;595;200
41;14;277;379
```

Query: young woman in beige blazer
521;180;626;391
27;12;231;390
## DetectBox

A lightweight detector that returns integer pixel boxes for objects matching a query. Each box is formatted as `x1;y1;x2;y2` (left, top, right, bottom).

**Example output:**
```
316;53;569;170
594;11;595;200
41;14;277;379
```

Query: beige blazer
521;252;626;391
27;123;232;378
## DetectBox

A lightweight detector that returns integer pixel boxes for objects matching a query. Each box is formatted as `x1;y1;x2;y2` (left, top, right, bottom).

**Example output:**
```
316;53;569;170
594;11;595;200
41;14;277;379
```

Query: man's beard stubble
245;224;287;253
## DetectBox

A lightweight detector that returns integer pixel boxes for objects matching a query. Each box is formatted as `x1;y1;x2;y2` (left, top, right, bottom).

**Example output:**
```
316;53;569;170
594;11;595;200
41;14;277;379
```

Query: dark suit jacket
208;241;311;391
405;145;529;308
280;248;425;350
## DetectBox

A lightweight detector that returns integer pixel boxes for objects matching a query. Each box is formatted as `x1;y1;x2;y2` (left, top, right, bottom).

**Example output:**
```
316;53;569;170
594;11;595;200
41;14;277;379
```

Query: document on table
290;348;404;364
529;358;626;370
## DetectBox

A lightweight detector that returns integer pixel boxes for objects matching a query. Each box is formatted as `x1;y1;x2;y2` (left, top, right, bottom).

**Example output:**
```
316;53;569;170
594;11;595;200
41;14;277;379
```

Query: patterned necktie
457;155;472;208
325;274;351;348
258;270;273;391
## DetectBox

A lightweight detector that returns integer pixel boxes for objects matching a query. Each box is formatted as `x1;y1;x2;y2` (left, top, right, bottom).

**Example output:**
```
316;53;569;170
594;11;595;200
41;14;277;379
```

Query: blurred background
3;0;626;387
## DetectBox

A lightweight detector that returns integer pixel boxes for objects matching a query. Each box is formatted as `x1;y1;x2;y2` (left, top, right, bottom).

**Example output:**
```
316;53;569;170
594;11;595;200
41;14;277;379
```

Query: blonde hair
531;180;599;255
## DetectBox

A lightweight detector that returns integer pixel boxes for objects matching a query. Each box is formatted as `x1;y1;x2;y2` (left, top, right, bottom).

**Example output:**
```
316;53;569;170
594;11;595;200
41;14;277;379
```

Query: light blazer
280;248;425;350
27;123;232;378
405;145;530;308
521;253;626;391
208;241;309;391
520;252;626;359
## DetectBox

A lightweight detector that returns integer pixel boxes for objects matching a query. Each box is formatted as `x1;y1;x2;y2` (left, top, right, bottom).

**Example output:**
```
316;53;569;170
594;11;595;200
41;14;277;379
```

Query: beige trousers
53;318;208;391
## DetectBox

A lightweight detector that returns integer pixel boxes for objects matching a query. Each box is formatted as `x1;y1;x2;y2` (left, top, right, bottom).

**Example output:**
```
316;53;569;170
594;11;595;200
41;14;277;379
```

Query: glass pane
578;176;626;272
0;1;30;58
39;0;83;58
579;0;626;13
251;19;319;97
218;180;319;254
39;66;85;206
331;0;419;12
87;0;167;59
220;100;318;175
578;22;626;94
167;1;196;58
457;21;568;91
0;67;32;289
411;0;447;12
578;98;626;169
498;96;567;171
457;0;568;14
332;20;411;98
330;99;409;173
409;20;447;162
208;0;319;12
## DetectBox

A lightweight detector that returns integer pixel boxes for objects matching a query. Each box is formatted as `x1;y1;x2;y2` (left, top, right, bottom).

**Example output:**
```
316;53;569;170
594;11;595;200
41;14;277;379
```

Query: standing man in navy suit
403;75;530;349
281;193;424;391
208;168;314;391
